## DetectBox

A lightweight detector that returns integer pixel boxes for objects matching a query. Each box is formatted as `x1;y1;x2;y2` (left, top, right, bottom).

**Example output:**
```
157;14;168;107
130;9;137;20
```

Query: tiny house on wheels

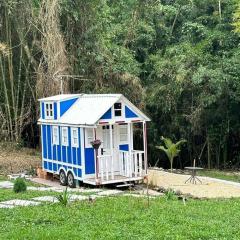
38;94;150;187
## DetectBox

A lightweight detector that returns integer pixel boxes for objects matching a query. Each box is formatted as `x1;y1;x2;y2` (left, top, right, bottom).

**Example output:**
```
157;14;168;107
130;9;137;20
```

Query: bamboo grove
0;0;240;169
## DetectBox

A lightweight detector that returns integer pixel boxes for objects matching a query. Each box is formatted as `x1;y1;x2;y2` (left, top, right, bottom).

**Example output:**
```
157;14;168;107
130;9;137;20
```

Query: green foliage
164;189;177;200
1;189;240;239
56;187;70;207
156;137;186;172
13;178;27;193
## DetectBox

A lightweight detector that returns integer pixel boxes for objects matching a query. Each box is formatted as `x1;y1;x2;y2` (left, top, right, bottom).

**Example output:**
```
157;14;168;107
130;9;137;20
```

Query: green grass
198;170;240;183
0;188;240;239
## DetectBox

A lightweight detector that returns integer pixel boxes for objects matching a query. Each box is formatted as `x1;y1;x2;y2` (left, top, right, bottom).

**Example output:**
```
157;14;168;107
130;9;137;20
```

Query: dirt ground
0;145;41;175
148;168;240;199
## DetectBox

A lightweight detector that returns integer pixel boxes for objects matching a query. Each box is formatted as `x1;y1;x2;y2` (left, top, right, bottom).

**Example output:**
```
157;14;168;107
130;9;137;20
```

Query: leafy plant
156;136;186;172
13;178;27;193
164;189;176;200
56;187;70;206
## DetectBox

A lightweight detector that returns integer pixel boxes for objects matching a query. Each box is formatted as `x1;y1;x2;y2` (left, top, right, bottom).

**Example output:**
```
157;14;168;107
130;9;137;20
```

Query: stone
97;190;123;196
32;196;59;203
69;195;88;201
0;204;15;208
0;181;13;189
0;199;41;207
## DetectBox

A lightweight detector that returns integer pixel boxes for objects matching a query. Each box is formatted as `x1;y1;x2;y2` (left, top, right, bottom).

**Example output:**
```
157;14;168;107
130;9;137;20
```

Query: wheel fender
67;169;76;179
58;167;67;176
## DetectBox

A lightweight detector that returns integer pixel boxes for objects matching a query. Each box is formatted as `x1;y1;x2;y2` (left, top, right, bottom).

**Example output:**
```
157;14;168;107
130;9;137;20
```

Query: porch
83;121;148;185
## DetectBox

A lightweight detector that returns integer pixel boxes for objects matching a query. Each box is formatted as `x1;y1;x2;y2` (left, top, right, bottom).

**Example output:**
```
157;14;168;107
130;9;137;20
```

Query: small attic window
45;102;54;119
114;103;122;117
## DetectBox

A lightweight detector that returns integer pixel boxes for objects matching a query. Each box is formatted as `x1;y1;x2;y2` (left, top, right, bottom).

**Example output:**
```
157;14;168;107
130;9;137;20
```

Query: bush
13;178;27;193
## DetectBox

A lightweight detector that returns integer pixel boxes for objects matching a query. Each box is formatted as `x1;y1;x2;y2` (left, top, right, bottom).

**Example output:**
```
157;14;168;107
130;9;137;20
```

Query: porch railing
119;150;145;178
97;150;145;182
98;154;114;181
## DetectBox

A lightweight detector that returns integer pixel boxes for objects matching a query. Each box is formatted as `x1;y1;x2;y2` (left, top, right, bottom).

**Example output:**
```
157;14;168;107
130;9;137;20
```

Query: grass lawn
198;170;240;183
0;189;240;239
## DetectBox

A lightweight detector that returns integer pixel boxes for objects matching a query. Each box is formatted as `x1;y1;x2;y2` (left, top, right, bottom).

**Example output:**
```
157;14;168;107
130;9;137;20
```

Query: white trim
43;158;83;169
38;121;97;128
61;127;68;146
71;127;79;147
81;128;85;179
52;126;59;145
44;102;54;120
41;125;44;169
85;128;94;148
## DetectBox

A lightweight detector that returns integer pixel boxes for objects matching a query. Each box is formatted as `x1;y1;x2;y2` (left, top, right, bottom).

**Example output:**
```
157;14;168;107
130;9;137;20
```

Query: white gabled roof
59;94;122;125
38;93;150;126
38;94;82;101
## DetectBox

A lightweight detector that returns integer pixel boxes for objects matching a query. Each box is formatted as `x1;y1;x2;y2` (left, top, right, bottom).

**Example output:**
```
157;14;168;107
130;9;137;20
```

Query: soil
0;145;41;175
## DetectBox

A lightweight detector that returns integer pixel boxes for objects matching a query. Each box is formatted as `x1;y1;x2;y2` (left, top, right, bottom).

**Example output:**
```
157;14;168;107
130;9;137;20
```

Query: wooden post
127;122;132;177
109;124;114;180
143;121;148;175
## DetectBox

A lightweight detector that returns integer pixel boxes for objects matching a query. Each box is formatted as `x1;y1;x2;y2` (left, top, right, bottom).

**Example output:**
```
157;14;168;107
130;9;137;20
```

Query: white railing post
106;156;108;180
139;152;143;176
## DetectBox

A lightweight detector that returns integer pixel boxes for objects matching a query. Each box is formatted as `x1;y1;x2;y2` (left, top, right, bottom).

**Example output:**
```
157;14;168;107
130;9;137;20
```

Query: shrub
13;178;27;193
165;189;176;200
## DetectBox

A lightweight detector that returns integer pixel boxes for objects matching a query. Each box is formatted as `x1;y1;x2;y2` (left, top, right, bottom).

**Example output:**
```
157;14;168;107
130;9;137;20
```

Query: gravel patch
1;199;41;207
148;169;240;199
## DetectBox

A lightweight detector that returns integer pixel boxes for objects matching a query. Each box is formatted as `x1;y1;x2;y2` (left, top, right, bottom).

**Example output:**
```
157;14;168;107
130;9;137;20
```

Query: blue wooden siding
100;108;112;120
42;124;82;179
85;148;95;174
125;106;138;118
119;144;129;151
60;98;78;116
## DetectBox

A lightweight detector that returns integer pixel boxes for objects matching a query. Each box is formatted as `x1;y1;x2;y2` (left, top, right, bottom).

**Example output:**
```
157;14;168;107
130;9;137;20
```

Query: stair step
116;183;134;188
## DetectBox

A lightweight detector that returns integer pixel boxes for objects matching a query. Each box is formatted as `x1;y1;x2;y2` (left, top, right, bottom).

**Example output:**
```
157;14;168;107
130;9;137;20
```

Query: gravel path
148;169;240;199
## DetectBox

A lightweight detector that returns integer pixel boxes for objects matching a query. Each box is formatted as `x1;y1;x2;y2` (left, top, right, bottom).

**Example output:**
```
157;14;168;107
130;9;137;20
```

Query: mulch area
0;146;41;175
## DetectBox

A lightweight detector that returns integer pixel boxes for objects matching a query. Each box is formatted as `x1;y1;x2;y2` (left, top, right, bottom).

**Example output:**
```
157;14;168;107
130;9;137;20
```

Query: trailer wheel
67;172;76;188
59;170;67;186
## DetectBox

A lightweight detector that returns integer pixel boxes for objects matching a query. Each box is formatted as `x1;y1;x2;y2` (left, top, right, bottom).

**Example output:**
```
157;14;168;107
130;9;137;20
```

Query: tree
156;136;186;172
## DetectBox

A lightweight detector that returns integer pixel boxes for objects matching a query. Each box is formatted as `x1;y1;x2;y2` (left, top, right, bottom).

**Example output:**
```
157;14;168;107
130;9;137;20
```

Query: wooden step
116;183;134;188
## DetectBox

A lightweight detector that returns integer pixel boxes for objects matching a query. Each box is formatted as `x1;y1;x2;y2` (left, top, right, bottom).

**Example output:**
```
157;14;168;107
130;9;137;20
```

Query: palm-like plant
156;136;186;172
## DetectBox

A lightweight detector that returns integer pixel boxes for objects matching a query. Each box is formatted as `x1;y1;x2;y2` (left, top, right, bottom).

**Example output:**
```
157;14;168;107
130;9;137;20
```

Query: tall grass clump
13;178;27;193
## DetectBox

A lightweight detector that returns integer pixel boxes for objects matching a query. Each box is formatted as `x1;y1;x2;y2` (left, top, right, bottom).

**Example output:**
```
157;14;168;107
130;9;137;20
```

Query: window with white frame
85;128;94;147
45;102;54;119
52;126;59;145
71;128;79;147
119;125;128;143
114;102;122;117
61;127;68;146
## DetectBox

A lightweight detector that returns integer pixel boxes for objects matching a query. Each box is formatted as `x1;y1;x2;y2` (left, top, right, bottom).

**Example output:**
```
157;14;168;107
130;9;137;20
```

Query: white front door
100;125;119;173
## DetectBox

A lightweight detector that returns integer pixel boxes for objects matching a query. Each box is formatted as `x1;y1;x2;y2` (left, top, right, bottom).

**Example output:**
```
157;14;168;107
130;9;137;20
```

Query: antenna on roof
53;73;93;94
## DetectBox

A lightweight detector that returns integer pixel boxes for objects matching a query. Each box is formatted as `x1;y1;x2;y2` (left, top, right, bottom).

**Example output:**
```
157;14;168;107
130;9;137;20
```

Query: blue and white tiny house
38;94;150;187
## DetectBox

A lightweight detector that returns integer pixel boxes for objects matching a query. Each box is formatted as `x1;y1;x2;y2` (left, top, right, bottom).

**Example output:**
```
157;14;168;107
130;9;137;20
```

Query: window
61;127;68;146
114;102;122;117
71;128;79;147
52;126;59;145
45;102;54;119
119;125;128;143
85;128;94;147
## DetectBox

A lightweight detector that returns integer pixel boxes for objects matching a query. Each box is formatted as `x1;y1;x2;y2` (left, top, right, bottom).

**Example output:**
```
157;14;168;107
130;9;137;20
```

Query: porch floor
83;175;144;185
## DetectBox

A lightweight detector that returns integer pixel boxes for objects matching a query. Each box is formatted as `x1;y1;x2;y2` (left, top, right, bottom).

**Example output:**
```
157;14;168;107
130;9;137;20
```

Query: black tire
59;170;67;186
67;172;76;188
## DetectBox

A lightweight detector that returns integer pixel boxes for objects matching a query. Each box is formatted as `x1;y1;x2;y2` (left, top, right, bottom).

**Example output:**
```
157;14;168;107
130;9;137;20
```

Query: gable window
52;126;59;145
45;102;54;119
119;125;128;143
71;128;79;147
85;128;94;147
114;102;122;117
62;127;68;146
